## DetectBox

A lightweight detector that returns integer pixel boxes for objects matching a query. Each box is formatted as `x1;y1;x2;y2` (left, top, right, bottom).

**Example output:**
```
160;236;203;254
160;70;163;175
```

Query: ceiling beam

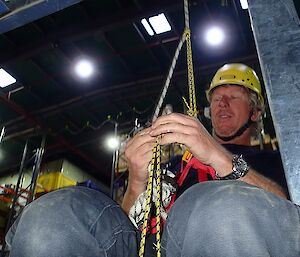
0;0;83;34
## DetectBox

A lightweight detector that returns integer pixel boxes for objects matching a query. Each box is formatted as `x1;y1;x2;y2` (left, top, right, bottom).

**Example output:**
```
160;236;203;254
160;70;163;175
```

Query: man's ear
204;107;211;119
250;109;262;122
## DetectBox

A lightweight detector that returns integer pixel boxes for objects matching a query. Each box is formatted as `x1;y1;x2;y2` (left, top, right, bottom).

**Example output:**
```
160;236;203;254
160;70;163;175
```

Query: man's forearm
240;169;288;199
122;180;146;214
212;152;288;199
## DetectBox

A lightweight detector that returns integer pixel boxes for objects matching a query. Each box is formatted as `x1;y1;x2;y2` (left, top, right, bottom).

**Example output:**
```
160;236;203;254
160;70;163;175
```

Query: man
123;63;287;217
6;64;300;257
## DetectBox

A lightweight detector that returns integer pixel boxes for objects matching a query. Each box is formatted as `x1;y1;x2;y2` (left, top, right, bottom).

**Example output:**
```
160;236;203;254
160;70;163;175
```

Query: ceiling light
148;13;171;34
141;18;154;36
0;68;16;88
74;59;94;79
240;0;248;9
205;27;225;46
106;136;119;150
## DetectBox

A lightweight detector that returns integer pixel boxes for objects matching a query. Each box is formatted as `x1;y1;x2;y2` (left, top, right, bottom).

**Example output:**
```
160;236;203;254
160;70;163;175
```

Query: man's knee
164;181;296;256
17;186;117;228
170;181;261;217
166;181;256;235
7;187;135;256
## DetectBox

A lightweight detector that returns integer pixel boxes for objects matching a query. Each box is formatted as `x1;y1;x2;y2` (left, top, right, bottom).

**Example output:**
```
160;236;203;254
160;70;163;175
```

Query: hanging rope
0;127;5;144
184;0;190;29
152;35;186;123
139;1;198;256
139;138;161;257
182;28;198;117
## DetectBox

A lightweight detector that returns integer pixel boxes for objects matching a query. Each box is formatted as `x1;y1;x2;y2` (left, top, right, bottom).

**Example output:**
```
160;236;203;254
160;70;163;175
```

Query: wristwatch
216;155;250;180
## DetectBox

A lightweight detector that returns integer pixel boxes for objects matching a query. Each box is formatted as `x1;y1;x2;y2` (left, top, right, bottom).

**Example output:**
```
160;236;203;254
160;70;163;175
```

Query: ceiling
0;0;297;187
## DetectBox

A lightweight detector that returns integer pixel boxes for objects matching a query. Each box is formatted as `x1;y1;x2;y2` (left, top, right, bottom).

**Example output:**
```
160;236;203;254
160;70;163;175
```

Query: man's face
210;85;252;137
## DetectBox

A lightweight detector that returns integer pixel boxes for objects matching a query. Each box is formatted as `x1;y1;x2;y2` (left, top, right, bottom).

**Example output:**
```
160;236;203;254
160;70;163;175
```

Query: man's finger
150;122;195;137
125;128;153;149
152;113;196;129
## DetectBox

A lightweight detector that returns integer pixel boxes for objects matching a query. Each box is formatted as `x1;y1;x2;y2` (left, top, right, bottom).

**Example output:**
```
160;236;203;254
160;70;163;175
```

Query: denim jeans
6;181;300;257
6;186;139;257
161;181;300;257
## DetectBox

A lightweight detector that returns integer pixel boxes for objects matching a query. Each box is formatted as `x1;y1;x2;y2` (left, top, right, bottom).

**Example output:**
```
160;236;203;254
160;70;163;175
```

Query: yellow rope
154;142;162;257
182;27;197;181
183;28;198;117
139;138;161;257
139;4;198;257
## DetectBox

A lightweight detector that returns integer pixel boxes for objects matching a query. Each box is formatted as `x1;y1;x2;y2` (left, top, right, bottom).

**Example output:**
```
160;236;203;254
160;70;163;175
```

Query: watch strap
216;154;249;180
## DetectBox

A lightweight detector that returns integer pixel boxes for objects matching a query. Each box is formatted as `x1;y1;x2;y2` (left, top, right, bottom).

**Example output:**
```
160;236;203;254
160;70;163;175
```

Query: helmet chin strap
215;113;254;142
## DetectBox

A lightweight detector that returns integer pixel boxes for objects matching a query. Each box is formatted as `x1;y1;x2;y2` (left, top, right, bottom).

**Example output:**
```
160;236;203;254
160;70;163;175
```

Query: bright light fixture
240;0;248;9
141;13;171;36
0;68;16;88
141;18;154;36
74;59;94;79
106;136;119;150
205;27;225;46
149;13;171;34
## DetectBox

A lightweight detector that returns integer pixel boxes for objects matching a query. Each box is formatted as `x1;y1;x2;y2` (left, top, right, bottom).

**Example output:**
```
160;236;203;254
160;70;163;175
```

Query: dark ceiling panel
0;101;19;121
5;23;44;44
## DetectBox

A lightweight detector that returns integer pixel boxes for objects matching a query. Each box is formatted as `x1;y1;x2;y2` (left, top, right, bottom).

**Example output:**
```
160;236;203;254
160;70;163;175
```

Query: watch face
217;155;249;180
218;155;249;180
233;155;249;177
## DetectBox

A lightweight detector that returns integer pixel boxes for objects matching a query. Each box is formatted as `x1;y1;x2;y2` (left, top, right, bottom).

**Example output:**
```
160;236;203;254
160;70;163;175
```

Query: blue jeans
6;186;139;257
6;181;300;257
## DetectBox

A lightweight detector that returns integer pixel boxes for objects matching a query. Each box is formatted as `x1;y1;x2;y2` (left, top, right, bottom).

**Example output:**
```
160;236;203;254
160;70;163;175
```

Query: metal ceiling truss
0;0;84;34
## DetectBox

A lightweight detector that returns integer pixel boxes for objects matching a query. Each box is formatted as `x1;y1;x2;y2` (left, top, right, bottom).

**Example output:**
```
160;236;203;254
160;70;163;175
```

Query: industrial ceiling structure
0;0;298;187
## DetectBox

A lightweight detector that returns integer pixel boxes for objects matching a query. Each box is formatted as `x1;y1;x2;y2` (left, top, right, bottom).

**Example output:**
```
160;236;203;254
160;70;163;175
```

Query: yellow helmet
206;63;264;105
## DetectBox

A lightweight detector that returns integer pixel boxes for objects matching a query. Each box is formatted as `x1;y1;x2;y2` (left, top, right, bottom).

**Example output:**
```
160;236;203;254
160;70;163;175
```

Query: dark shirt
168;144;289;199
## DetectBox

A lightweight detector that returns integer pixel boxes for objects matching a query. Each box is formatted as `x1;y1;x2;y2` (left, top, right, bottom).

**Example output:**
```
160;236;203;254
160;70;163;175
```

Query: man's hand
122;128;156;213
150;113;233;176
125;127;156;186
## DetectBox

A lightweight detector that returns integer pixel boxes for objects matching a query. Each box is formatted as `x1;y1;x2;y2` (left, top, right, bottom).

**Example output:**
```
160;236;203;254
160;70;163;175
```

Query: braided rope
185;28;198;117
184;0;190;29
154;142;162;257
138;142;158;257
139;1;197;256
152;34;186;123
0;127;5;144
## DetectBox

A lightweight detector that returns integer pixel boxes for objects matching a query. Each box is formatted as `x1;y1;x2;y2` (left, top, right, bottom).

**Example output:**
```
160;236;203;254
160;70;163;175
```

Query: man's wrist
211;152;233;177
216;155;250;180
127;178;147;194
122;179;146;214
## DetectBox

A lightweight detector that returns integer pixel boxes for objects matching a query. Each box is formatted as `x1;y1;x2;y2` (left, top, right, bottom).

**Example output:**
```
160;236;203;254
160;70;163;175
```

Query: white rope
152;0;191;122
152;34;186;122
0;127;5;144
184;0;190;29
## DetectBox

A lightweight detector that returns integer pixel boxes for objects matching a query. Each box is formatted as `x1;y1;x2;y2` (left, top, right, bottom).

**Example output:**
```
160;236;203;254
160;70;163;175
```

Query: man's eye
212;97;221;102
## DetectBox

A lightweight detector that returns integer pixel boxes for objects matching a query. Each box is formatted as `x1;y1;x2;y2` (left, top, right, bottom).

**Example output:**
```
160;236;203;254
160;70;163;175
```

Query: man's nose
218;96;230;107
